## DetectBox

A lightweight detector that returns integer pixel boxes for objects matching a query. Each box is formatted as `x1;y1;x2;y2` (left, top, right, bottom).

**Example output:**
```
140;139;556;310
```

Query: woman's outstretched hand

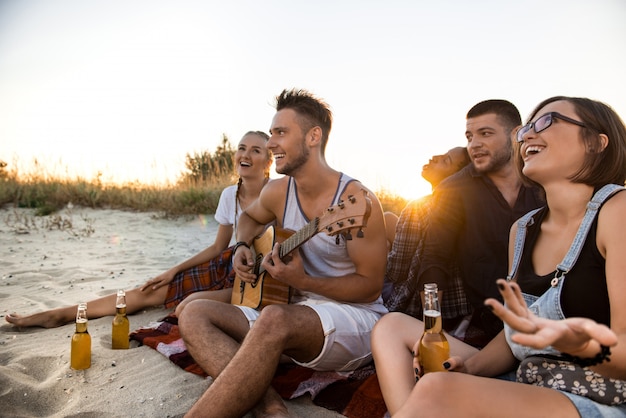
484;279;617;356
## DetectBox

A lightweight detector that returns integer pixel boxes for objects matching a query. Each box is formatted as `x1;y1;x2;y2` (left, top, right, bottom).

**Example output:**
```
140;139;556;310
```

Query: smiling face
421;146;469;187
465;113;513;175
235;132;272;179
268;108;310;176
519;100;588;185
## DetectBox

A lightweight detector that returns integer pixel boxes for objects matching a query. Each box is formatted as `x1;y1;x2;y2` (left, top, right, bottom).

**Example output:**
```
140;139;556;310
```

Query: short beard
276;142;310;176
475;144;512;174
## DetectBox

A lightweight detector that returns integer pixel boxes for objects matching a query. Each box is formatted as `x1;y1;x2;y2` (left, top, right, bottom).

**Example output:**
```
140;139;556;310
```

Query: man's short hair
467;99;522;135
275;89;333;152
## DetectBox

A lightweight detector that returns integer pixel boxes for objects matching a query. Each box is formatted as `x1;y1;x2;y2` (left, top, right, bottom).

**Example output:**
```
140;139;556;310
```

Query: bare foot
5;311;69;328
252;391;291;418
253;406;290;418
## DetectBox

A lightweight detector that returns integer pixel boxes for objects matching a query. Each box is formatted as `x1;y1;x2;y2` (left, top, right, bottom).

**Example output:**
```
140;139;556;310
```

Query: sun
394;178;432;201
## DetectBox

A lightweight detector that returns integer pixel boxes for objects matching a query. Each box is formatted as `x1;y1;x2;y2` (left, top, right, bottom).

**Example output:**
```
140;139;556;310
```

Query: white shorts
236;299;385;372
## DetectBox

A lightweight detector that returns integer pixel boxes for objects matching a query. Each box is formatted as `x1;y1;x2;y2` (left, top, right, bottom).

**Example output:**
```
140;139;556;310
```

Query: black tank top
516;207;610;326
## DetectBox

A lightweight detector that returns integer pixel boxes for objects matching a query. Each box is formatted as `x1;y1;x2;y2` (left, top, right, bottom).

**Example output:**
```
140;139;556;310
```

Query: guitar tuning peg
357;228;364;238
345;230;353;240
337;221;344;228
348;195;355;203
348;218;355;225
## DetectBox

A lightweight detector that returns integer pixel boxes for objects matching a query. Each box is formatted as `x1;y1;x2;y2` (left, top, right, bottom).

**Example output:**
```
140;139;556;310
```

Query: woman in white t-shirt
6;131;273;328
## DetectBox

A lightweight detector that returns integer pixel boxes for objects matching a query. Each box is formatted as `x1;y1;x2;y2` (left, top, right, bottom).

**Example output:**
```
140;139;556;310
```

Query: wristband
232;241;250;254
562;344;611;367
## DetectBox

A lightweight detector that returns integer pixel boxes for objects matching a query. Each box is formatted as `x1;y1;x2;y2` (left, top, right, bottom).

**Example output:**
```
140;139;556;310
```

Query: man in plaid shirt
384;146;471;322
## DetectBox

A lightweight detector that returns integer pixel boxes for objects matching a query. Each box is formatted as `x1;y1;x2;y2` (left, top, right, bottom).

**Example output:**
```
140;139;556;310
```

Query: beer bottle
70;302;91;370
111;289;130;349
417;283;450;375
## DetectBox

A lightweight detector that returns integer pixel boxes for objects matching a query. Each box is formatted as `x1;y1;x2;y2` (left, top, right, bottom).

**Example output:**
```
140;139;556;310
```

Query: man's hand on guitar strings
262;242;303;286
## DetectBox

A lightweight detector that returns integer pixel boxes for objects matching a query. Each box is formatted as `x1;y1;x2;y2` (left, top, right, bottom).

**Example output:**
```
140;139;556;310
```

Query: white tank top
282;174;386;313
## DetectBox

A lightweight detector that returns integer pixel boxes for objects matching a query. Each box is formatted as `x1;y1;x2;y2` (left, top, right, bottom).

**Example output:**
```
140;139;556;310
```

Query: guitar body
231;226;292;309
230;190;371;310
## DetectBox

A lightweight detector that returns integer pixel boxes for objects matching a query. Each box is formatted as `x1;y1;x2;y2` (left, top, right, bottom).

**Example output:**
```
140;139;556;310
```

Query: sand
0;206;343;417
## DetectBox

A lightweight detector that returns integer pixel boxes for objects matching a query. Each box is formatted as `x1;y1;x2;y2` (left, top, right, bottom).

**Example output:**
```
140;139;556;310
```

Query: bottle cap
424;283;438;292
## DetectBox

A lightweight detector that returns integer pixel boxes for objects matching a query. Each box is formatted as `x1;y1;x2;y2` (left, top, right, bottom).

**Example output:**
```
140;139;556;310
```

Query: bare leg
371;312;420;415
6;284;168;328
371;312;478;415
394;371;579;418
174;288;232;316
179;302;324;418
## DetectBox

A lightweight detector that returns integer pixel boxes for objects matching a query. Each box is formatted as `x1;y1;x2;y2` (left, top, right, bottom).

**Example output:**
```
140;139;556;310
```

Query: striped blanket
129;315;388;418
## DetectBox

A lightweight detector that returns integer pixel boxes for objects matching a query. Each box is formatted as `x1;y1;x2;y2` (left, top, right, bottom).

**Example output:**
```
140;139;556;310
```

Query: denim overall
504;184;626;416
505;184;625;361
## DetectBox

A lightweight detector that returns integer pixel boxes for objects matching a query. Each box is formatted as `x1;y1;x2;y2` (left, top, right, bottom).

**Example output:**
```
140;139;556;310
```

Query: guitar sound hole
250;253;263;288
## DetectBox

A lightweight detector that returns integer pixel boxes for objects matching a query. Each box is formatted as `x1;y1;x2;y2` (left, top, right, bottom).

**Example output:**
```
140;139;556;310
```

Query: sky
1;0;625;200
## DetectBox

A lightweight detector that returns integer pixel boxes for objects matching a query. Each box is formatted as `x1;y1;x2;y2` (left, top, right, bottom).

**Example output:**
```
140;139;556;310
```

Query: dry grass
0;161;407;218
375;188;408;216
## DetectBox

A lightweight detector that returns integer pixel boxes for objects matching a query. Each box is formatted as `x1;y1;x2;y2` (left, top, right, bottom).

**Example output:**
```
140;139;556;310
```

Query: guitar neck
278;218;320;259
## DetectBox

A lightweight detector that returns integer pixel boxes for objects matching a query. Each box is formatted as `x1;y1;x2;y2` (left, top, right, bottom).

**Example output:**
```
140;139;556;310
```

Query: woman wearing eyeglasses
383;97;626;417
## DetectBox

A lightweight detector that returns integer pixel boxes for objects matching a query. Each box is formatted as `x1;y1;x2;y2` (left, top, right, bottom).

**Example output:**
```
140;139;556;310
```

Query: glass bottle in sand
417;283;450;375
70;302;91;370
111;289;130;349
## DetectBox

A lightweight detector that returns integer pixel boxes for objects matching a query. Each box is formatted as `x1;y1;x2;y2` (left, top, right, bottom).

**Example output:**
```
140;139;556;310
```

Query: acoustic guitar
231;189;372;309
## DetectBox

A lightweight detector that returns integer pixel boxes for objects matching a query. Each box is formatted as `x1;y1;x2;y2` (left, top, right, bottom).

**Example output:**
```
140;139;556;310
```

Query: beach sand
0;206;343;417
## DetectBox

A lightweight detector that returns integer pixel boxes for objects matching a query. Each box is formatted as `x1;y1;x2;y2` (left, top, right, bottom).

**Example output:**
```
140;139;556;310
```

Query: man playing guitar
178;88;388;418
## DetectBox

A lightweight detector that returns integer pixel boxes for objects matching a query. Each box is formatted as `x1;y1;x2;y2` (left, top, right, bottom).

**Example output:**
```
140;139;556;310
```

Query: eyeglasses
516;112;587;143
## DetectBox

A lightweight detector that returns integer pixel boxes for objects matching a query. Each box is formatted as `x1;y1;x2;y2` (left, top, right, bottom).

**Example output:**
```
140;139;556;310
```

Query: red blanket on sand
129;315;388;418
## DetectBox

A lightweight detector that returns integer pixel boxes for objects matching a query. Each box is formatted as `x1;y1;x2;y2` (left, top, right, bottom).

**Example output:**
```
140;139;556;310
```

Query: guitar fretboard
279;217;320;259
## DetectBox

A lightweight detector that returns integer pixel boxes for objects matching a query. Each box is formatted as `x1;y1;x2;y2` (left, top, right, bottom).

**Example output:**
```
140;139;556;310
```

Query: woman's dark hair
515;96;626;189
455;147;472;169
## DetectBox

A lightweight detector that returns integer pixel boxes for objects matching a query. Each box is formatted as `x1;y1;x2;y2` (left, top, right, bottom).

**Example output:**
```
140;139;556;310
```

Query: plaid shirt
384;195;472;320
